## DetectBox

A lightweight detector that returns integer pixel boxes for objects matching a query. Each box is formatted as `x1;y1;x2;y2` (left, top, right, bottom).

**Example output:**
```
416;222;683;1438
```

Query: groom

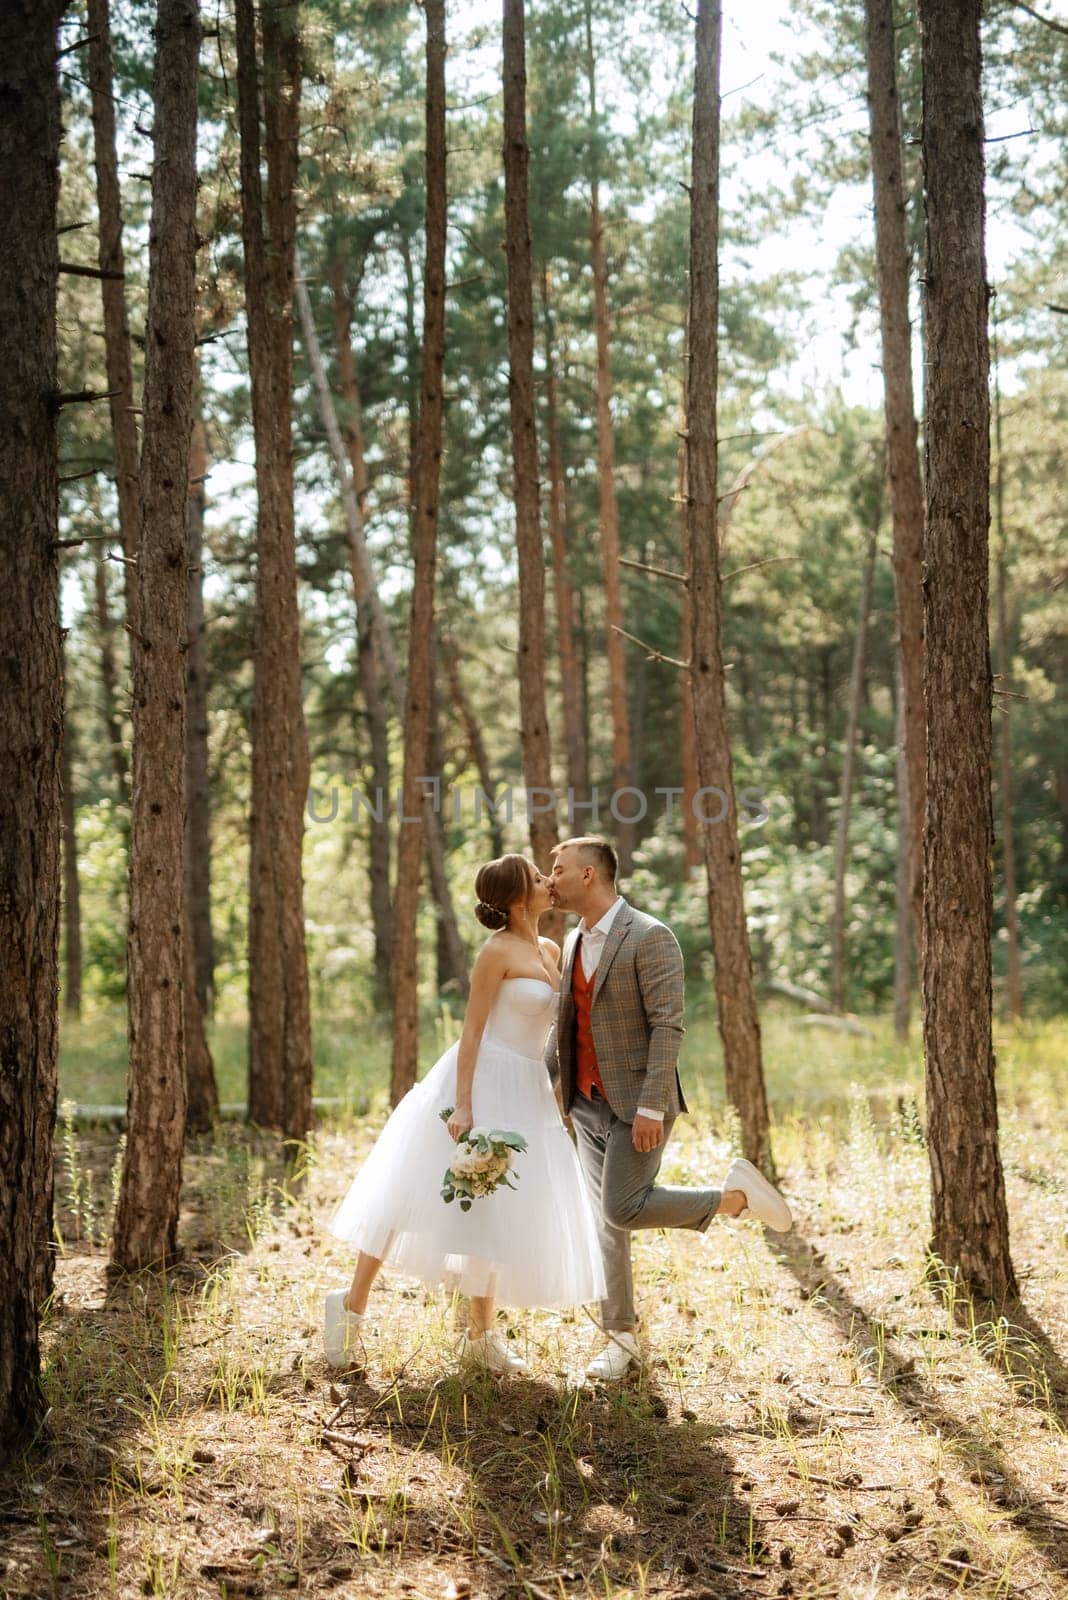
546;835;791;1381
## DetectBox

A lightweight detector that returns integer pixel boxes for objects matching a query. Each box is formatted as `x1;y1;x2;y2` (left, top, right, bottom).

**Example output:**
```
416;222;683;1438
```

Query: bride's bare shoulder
538;935;561;965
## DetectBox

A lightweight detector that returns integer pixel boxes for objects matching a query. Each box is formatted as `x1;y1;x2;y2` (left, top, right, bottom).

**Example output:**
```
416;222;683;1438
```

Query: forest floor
2;1016;1067;1600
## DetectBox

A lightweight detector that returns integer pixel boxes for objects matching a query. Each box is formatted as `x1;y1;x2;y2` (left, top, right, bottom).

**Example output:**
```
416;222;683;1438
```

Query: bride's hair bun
473;853;535;932
474;898;508;930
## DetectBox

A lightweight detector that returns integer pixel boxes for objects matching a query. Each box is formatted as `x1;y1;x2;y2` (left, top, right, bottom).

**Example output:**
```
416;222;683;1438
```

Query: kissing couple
323;835;792;1382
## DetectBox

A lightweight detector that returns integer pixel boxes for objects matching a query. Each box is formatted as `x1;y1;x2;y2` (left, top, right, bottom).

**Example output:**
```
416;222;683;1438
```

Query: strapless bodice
483;977;557;1060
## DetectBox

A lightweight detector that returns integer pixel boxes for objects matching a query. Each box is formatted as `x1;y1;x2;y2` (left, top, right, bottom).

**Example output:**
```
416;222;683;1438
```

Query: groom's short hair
556;835;618;885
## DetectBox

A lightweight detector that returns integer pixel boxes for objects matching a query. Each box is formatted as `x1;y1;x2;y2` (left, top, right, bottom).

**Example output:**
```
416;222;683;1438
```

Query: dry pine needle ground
3;1033;1067;1600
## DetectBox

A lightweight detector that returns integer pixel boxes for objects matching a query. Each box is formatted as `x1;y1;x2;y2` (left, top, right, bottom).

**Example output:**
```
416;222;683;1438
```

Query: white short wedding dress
328;977;607;1309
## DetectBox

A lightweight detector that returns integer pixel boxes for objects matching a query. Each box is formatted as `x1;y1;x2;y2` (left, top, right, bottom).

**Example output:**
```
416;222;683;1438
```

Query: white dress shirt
577;896;665;1124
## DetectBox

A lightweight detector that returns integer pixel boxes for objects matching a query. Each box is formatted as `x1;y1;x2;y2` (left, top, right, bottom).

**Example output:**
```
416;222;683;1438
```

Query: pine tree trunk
183;899;217;1134
677;433;701;876
502;0;560;878
992;327;1022;1023
583;0;632;870
864;0;926;986
236;0;314;1140
892;651;912;1041
61;695;83;1018
443;638;505;856
0;0;65;1448
87;0;144;636
111;0;200;1275
298;253;466;1021
328;260;393;1009
184;408;218;1130
390;0;448;1105
185;407;216;1019
424;669;470;1001
539;267;589;803
920;0;1016;1303
830;515;880;1013
93;535;129;801
685;0;773;1175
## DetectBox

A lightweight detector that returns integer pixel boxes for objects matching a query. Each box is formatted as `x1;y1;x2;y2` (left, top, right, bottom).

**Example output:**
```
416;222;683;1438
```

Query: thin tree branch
619;555;688;585
59;259;125;280
610;624;690;671
1006;1;1068;37
48;387;122;411
53;533;117;549
57;32;100;59
722;554;803;582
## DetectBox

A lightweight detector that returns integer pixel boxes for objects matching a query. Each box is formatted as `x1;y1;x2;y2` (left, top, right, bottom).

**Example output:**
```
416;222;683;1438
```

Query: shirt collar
580;895;625;939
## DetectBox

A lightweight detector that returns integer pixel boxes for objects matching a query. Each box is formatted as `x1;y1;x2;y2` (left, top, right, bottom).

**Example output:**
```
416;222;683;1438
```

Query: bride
323;854;606;1375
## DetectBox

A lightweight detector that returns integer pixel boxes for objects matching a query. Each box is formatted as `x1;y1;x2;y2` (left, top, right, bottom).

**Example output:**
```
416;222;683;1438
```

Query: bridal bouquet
439;1109;527;1211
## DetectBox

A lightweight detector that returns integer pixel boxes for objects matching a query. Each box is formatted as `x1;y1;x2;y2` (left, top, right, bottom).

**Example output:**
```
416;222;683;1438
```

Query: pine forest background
54;0;1066;1101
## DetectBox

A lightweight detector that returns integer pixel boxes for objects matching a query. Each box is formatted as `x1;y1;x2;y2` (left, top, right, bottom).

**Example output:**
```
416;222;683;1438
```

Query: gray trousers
570;1090;721;1332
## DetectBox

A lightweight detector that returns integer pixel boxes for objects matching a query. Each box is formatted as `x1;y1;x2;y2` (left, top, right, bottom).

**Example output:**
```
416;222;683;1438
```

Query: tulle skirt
327;1036;607;1308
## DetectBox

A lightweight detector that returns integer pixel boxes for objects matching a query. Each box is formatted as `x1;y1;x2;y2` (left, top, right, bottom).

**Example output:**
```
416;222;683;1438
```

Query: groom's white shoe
323;1289;367;1369
584;1330;642;1383
722;1158;792;1232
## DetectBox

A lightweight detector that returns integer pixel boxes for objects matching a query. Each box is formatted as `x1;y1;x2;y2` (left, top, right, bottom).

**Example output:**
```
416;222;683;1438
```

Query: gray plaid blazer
543;899;688;1123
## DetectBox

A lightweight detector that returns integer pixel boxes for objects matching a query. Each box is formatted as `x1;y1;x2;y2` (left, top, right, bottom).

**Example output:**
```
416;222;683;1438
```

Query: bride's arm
538;937;569;1125
447;942;507;1141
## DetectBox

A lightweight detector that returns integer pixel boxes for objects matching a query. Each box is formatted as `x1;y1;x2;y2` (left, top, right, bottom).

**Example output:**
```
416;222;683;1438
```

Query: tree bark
236;0;314;1141
676;433;701;876
992;323;1022;1023
685;0;773;1175
864;0;926;987
892;651;912;1041
425;665;470;1000
0;0;65;1448
111;0;200;1274
184;406;218;1131
919;0;1017;1302
830;513;880;1013
185;406;216;1019
328;258;392;1009
93;533;129;802
61;692;83;1018
389;0;448;1105
87;0;144;636
443;637;504;856
583;0;632;870
503;0;560;880
539;267;589;804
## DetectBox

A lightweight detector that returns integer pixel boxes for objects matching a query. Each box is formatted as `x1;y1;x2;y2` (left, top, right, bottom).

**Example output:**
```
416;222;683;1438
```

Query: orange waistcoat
572;947;606;1099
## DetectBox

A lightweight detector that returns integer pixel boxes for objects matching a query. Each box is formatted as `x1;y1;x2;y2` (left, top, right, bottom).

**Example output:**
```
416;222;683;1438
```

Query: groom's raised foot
719;1158;792;1232
584;1329;642;1383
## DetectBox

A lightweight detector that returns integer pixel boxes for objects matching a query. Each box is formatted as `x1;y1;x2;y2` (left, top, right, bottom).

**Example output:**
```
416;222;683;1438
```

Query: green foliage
52;0;1068;1070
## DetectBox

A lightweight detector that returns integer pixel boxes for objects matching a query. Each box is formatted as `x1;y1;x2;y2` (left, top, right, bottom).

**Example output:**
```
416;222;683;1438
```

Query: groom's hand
632;1114;664;1153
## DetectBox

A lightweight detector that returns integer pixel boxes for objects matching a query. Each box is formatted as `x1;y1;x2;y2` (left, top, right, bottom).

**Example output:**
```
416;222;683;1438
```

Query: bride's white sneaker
722;1158;792;1232
323;1289;367;1369
458;1330;530;1376
584;1329;642;1383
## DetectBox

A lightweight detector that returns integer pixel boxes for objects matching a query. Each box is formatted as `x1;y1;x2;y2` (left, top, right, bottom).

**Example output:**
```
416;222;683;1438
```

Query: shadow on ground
769;1228;1068;1592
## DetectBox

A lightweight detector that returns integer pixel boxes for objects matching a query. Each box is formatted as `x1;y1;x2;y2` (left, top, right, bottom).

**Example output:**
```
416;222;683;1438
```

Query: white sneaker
722;1158;792;1232
584;1330;642;1382
458;1330;530;1376
323;1289;367;1369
